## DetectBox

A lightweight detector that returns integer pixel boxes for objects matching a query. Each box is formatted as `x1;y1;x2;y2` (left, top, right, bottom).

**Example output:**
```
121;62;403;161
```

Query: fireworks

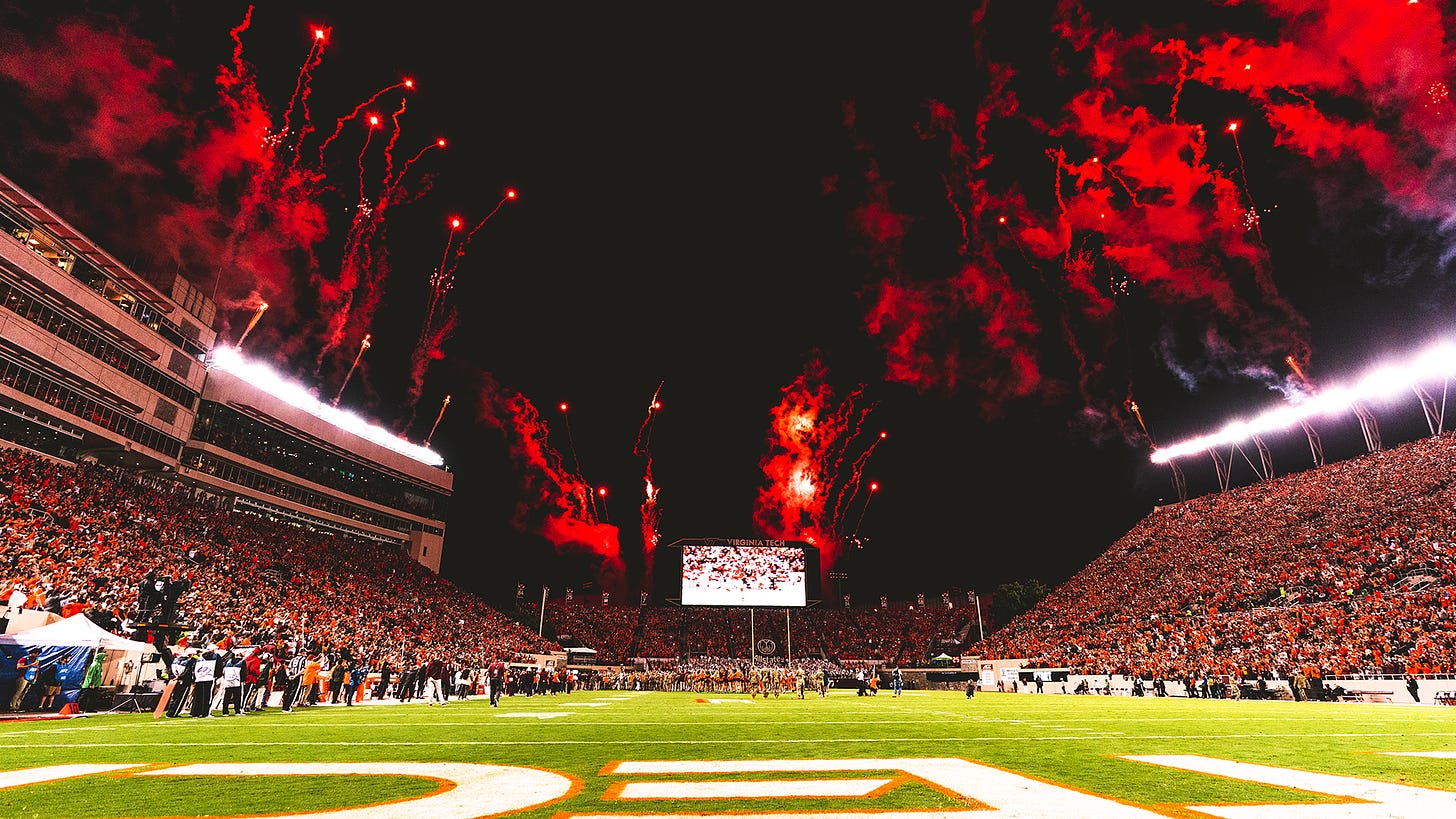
424;394;451;448
331;333;372;407
207;346;443;467
476;375;625;593
316;78;417;165
400;192;518;429
754;357;876;582
635;381;665;582
1152;340;1456;463
234;301;268;350
839;1;1456;436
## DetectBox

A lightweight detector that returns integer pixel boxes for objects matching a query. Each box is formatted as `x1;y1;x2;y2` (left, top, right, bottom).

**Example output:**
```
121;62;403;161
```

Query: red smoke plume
634;382;665;587
0;8;444;406
476;374;626;595
841;0;1456;440
754;355;877;584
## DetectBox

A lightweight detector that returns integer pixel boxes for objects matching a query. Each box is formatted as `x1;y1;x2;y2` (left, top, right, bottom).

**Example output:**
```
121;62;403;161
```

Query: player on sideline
488;656;507;707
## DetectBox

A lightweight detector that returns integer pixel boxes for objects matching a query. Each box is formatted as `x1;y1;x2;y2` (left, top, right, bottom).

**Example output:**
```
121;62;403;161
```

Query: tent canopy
0;613;152;652
931;653;955;661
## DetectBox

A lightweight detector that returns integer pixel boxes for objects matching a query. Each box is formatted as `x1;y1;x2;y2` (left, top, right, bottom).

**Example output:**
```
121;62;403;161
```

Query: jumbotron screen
680;542;807;607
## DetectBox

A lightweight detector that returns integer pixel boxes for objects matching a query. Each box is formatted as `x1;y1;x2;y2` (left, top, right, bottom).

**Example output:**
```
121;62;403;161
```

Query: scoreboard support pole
786;608;792;665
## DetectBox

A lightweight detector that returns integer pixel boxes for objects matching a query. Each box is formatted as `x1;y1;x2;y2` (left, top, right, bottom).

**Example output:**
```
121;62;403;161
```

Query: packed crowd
2;446;983;712
1;448;559;706
534;596;974;666
975;433;1456;680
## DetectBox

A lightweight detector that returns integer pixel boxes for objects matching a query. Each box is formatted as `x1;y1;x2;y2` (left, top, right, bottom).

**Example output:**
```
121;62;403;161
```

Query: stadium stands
972;432;1456;682
533;596;975;667
1;448;558;678
24;420;1456;701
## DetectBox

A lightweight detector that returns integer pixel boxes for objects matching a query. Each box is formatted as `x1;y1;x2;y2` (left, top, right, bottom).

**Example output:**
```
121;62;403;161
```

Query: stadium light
207;346;445;466
1151;340;1456;463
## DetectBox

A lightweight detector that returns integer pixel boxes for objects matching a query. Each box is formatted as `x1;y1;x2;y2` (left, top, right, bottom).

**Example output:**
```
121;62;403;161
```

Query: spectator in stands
5;582;25;615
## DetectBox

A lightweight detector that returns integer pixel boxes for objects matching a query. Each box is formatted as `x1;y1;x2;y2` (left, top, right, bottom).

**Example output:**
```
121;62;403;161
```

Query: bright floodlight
1151;340;1456;463
208;346;445;467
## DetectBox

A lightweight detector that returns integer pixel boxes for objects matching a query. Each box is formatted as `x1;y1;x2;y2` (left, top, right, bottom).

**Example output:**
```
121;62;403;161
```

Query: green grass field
3;690;1455;817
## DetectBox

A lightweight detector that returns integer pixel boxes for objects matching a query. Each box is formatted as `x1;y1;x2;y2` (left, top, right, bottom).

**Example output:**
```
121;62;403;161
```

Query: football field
3;690;1455;817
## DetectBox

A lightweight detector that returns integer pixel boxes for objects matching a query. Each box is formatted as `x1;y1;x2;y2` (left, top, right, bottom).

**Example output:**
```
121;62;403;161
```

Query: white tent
0;613;152;652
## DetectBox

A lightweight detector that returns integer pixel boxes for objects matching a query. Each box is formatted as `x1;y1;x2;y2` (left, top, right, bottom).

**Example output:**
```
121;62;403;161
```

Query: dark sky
3;2;1455;608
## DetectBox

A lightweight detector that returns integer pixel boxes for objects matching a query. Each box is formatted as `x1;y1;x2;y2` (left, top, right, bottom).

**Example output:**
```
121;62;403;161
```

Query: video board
679;541;808;607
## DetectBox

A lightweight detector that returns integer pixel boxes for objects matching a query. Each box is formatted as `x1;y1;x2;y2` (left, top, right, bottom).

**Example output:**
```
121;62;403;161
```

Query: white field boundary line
8;715;1396;737
20;731;1456;749
25;717;1070;733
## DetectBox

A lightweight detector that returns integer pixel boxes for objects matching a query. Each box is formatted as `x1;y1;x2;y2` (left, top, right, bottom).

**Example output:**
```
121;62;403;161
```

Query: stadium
4;3;1456;818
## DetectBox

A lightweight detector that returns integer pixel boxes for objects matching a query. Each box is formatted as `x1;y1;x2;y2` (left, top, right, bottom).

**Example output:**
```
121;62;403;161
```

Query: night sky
3;2;1455;608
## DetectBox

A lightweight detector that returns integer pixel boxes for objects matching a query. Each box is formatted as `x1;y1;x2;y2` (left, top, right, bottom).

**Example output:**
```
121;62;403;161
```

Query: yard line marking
495;712;573;719
1123;754;1456;818
611;778;895;800
558;702;613;707
596;697;635;701
696;699;756;704
0;764;140;789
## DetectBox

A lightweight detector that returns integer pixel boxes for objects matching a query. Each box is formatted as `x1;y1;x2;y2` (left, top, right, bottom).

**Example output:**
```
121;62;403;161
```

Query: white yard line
18;730;1456;749
0;764;140;788
614;778;894;800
